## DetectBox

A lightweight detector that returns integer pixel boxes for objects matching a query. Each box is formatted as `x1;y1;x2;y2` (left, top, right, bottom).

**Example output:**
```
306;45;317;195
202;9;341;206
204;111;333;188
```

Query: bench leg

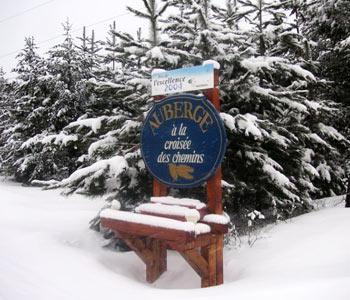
179;236;219;288
114;233;167;284
146;239;167;283
216;234;224;285
201;236;217;288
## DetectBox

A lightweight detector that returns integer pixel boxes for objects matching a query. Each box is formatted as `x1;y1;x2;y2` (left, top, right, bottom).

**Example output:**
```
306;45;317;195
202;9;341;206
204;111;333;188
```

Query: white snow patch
339;36;350;47
135;203;200;222
247;210;265;221
21;132;78;148
304;100;321;111
60;156;127;186
202;214;230;225
151;196;206;209
67;117;103;133
203;59;220;69
149;46;164;61
221;113;264;139
262;164;291;187
309;133;330;147
221;180;234;188
0;181;349;298
151;68;166;75
110;200;121;210
100;209;210;235
237;114;262;138
288;64;316;82
316;163;332;182
303;162;320;178
220;112;236;131
303;148;315;163
241;56;284;73
318;123;346;141
241;56;315;82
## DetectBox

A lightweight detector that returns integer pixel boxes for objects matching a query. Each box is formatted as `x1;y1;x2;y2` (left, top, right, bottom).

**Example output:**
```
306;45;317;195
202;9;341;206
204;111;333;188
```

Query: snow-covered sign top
141;93;227;188
151;63;215;96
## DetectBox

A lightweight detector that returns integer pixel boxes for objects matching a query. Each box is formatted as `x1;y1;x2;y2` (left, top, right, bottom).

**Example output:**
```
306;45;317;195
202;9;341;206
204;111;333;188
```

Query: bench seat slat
100;209;211;242
135;203;207;222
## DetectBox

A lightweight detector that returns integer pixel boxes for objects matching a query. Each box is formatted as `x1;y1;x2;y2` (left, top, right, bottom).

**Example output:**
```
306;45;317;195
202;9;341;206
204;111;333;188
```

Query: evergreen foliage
0;0;349;231
302;0;350;104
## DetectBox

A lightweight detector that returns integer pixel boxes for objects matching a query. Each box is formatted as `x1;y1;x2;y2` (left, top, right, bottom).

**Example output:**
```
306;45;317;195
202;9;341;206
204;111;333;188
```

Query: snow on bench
134;204;229;234
135;203;201;222
202;214;230;225
150;196;206;209
100;209;211;242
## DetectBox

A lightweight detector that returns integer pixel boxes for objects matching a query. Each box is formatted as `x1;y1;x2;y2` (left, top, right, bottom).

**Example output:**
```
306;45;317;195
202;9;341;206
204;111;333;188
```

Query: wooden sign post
147;62;226;287
204;68;224;285
100;62;228;288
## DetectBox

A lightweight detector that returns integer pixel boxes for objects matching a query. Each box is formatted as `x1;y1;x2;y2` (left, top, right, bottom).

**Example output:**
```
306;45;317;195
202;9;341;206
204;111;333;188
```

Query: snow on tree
165;0;348;221
0;37;58;181
220;2;348;221
301;0;350;204
40;0;349;225
302;0;350;104
102;21;121;75
1;22;103;182
76;27;103;80
42;0;188;205
0;0;349;229
0;68;13;165
0;68;10;133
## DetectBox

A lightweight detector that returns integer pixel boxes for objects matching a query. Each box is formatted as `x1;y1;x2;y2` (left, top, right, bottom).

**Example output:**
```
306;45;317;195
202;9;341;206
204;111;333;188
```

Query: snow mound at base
0;181;349;300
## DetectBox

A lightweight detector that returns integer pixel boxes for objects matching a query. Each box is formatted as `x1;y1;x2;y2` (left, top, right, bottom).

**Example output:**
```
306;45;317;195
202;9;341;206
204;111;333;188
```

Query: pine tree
2;0;347;229
301;0;350;204
0;68;12;162
2;22;102;183
76;27;102;79
220;0;348;221
302;0;350;104
103;21;119;73
0;68;9;132
0;37;57;181
165;0;348;221
48;0;349;225
45;0;177;202
46;20;88;130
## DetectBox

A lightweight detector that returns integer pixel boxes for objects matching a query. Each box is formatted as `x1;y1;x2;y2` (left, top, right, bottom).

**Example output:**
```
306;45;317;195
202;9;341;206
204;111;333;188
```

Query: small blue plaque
141;93;227;188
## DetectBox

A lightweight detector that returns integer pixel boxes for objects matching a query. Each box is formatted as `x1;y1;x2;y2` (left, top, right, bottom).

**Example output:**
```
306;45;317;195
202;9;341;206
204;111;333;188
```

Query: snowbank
0;180;349;300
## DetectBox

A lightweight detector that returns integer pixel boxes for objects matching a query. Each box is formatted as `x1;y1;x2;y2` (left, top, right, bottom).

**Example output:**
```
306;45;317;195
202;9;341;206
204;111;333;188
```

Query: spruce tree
2;0;347;229
4;22;100;183
46;0;178;203
0;68;9;133
162;0;348;222
0;68;12;163
301;0;350;204
302;0;350;104
0;37;57;181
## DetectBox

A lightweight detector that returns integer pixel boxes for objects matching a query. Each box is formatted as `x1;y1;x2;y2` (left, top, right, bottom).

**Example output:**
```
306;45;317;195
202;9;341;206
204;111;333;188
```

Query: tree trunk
346;177;350;207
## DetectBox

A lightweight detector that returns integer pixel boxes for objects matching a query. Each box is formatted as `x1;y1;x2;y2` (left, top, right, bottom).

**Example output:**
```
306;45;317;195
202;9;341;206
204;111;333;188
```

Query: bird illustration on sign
168;163;194;181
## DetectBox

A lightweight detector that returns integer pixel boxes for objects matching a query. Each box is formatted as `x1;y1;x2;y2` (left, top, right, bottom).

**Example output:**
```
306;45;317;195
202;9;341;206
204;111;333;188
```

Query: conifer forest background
0;0;349;234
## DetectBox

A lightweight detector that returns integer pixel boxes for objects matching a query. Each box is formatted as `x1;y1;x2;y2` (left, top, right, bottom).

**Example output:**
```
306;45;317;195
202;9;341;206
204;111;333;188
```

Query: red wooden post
203;66;224;286
203;68;222;215
152;95;169;198
151;94;168;279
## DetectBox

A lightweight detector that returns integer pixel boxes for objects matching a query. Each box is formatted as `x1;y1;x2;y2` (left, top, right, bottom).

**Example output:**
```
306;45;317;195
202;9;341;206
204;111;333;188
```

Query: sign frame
140;93;227;189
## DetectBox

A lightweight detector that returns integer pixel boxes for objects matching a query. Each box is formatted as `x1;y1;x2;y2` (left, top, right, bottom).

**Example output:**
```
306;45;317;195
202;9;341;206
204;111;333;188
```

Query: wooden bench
100;197;229;287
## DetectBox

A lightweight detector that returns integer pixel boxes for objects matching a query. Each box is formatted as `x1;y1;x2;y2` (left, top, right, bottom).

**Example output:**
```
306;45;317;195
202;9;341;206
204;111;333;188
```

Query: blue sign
141;93;227;188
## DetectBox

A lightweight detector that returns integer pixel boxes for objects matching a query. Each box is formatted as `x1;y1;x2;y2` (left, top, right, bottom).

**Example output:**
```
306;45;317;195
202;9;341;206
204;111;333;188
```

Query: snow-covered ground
0;179;349;300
